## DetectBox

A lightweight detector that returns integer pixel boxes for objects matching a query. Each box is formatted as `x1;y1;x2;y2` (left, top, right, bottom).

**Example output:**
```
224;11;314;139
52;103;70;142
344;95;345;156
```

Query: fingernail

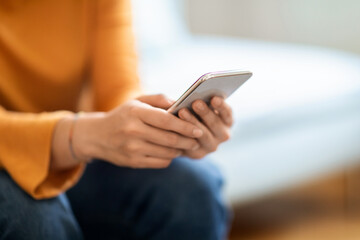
213;97;222;107
192;144;200;150
196;102;205;111
168;98;175;104
193;129;203;137
180;109;191;120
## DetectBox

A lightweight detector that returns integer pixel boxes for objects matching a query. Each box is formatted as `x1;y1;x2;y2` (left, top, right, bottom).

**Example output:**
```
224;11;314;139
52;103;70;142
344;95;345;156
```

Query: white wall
186;0;360;55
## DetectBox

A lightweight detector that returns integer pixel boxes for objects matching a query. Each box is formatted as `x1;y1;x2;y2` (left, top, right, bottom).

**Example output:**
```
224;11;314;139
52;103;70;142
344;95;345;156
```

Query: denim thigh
67;157;231;240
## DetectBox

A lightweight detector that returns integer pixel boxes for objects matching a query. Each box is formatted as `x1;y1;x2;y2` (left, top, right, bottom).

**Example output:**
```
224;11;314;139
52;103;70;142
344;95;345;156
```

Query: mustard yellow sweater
0;0;141;199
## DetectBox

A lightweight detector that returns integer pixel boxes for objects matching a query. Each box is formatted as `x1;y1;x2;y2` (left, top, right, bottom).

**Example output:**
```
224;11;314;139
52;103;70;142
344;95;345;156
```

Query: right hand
74;98;203;169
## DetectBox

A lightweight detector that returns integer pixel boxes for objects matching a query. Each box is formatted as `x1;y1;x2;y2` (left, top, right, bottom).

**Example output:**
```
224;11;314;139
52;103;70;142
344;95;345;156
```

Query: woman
0;0;233;239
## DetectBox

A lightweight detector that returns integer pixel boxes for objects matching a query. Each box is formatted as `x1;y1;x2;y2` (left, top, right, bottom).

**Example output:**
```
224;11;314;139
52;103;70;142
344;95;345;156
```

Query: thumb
137;94;175;109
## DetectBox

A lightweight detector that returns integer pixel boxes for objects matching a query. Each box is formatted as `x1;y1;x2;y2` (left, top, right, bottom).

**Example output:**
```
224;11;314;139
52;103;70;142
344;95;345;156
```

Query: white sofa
132;0;360;204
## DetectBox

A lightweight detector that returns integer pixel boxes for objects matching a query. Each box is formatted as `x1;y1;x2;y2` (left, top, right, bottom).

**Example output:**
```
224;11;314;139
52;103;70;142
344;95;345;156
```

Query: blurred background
132;0;360;239
187;0;360;54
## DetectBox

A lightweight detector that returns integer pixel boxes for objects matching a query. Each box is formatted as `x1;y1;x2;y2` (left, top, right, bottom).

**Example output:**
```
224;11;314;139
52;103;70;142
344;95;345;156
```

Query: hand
178;96;233;159
74;95;203;169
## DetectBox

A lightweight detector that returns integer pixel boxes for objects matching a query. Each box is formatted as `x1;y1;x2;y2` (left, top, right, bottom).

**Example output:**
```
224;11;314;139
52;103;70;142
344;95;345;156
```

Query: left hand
178;96;233;159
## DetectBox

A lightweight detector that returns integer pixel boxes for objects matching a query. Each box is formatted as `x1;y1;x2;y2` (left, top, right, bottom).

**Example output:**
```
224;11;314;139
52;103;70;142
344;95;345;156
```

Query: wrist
72;112;105;161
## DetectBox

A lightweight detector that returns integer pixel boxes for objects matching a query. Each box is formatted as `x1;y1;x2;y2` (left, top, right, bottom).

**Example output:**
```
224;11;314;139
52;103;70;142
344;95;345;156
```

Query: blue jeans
0;157;230;240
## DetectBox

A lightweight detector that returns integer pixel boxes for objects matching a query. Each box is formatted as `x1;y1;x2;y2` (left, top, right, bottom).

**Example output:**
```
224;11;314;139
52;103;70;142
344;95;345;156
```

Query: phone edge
167;70;252;114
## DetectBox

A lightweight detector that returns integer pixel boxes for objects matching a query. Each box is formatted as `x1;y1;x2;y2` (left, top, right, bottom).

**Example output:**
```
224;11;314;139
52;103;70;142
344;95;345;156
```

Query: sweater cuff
0;110;85;199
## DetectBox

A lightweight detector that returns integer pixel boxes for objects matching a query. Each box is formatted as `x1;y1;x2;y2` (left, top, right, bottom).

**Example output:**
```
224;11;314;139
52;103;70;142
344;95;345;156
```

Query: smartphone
167;70;252;115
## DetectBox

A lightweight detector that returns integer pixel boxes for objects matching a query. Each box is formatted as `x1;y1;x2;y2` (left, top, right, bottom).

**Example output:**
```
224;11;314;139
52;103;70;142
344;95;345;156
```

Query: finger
178;108;218;152
138;141;182;159
137;94;175;109
139;123;200;150
192;100;230;142
132;156;173;169
123;119;200;150
138;106;203;138
183;148;207;160
210;96;233;127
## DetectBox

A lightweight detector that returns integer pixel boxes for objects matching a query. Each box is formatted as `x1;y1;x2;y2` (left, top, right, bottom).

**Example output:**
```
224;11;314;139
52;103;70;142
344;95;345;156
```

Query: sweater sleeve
91;0;142;112
0;106;85;199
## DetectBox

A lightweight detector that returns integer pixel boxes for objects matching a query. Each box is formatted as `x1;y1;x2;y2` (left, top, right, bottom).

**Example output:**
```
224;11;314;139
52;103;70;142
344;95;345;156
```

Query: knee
147;158;230;240
171;158;228;221
170;157;225;210
0;172;82;240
